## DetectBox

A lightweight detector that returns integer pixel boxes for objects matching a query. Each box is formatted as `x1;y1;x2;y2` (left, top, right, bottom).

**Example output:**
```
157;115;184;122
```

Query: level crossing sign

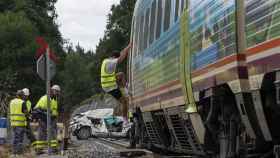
36;54;56;80
35;37;58;80
35;37;58;155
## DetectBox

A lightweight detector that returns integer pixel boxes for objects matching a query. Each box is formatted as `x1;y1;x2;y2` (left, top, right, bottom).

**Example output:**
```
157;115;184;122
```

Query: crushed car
69;108;132;140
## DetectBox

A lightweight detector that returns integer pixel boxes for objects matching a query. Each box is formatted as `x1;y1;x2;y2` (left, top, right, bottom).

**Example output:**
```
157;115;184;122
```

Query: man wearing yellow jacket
9;90;27;155
22;88;36;146
33;85;61;154
101;43;132;122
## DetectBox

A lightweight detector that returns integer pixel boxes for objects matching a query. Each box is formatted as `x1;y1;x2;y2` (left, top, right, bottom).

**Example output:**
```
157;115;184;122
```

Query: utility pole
46;47;51;155
36;37;57;155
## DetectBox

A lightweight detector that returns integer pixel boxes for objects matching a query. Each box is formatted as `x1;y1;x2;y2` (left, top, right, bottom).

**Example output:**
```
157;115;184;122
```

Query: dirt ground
0;145;10;158
0;145;36;158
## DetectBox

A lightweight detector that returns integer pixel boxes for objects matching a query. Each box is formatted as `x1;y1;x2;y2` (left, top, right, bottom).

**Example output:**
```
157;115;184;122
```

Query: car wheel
76;127;91;140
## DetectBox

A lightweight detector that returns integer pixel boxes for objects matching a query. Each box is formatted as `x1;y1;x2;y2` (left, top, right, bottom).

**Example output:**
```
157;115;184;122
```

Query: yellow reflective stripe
101;80;117;84
101;74;115;78
50;140;58;147
10;118;26;122
32;140;59;148
11;123;26;127
33;141;47;145
11;120;26;123
101;83;117;88
101;76;116;81
11;119;27;126
10;114;26;116
33;141;47;149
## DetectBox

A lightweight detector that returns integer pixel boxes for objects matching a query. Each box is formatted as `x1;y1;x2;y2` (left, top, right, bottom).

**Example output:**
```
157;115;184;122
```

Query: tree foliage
0;0;64;116
92;0;136;92
59;45;96;112
0;0;136;116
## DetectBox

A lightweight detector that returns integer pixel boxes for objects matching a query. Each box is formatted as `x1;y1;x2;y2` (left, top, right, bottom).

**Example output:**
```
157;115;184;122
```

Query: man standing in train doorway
101;42;132;123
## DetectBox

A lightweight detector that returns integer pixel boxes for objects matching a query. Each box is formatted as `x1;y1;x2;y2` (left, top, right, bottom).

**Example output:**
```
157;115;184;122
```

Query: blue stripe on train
192;44;219;70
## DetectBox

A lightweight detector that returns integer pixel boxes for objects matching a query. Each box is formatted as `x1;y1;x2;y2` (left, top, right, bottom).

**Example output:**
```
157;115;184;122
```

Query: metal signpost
36;50;56;81
36;37;57;155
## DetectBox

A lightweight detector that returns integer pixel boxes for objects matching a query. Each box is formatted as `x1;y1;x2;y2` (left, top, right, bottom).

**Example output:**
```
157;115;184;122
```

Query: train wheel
218;93;241;158
204;86;241;158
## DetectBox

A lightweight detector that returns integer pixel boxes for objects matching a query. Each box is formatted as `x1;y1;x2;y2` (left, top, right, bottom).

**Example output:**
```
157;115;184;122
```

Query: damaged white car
69;108;132;140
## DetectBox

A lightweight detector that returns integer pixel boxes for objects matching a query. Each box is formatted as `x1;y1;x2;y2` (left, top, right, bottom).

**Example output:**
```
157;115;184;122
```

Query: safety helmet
51;85;61;91
22;88;30;96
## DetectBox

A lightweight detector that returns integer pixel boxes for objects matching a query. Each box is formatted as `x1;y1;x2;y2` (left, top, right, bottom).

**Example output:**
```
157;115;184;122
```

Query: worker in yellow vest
22;88;36;146
9;90;28;156
33;85;61;154
101;42;132;122
128;110;133;122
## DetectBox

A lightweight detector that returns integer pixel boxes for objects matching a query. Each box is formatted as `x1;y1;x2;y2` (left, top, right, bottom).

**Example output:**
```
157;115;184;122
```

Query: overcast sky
56;0;120;52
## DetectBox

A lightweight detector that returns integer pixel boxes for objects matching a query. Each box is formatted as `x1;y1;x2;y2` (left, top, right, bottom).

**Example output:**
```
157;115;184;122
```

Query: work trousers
12;126;26;154
34;118;58;152
26;121;36;144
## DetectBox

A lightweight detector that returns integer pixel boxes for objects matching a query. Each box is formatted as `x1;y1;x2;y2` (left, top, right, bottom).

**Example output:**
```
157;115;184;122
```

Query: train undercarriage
130;70;280;158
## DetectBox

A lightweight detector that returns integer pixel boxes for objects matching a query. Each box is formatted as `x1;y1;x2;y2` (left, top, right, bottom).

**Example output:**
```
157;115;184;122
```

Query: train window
156;0;163;39
164;0;171;32
245;0;280;47
174;0;180;22
149;0;156;44
139;15;144;52
144;8;150;50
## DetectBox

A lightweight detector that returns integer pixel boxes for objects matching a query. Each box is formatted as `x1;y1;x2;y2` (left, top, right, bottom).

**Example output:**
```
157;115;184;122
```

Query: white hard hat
22;88;30;96
51;85;61;91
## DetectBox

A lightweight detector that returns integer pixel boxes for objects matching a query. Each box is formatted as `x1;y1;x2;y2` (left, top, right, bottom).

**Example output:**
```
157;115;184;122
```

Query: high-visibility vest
9;98;27;127
26;100;32;113
35;95;58;117
128;111;133;119
101;59;117;89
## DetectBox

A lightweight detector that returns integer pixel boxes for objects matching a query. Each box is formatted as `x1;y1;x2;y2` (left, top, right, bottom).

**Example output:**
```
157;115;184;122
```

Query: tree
0;0;64;116
59;45;96;112
0;0;137;116
93;0;136;93
0;11;39;95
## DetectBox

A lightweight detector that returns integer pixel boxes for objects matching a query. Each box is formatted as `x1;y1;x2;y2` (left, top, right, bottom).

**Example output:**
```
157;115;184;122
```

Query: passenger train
128;0;280;157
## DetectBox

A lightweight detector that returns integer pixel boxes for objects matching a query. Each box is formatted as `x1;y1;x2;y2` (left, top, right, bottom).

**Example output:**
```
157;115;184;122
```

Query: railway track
95;138;193;158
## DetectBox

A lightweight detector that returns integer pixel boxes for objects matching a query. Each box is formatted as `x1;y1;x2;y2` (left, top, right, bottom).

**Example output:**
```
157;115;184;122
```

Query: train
127;0;280;157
